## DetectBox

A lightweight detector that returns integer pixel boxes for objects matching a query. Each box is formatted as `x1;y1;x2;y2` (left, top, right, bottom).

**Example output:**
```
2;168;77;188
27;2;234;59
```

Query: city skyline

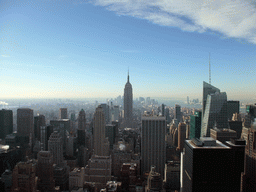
1;0;256;100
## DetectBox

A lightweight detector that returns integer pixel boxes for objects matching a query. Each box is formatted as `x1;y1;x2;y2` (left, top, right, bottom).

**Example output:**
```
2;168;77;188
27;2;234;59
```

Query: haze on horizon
1;0;255;101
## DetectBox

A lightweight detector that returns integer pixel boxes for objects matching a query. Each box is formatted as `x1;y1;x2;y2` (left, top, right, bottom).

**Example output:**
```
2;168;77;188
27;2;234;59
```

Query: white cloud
90;0;256;44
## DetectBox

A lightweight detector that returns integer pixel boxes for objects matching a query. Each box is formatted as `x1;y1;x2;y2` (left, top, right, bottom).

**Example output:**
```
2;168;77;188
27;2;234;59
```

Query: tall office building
141;115;166;177
113;105;119;121
175;104;182;123
182;137;245;192
190;111;201;139
227;100;240;120
177;122;186;151
161;104;165;116
59;108;68;119
17;108;34;138
48;131;63;165
201;92;228;137
124;71;133;128
93;106;109;156
78;109;86;130
202;81;220;117
0;109;13;139
37;151;55;192
34;114;45;141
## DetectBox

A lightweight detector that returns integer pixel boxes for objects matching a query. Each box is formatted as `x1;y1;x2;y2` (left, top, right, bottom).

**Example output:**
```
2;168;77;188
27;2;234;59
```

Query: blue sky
0;0;255;101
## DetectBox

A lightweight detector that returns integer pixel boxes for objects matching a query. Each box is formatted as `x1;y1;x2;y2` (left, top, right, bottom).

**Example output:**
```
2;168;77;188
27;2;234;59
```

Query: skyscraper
37;151;55;192
175;104;182;123
93;106;109;156
0;109;13;139
78;109;86;130
17;108;34;138
141;115;166;177
177;122;186;151
182;137;245;192
202;81;220;118
48;131;63;165
201;92;228;137
124;71;133;128
59;108;68;119
34;114;45;141
190;111;202;139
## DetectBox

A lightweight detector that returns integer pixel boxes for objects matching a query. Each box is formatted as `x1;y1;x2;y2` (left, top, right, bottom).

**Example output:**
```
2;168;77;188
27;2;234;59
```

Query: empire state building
124;71;133;128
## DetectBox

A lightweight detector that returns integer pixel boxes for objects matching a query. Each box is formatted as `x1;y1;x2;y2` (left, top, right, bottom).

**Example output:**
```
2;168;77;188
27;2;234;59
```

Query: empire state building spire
124;70;133;128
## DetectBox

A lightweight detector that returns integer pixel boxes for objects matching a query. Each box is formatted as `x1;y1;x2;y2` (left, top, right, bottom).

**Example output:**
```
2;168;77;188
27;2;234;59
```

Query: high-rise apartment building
0;109;13;139
48;131;63;165
190;111;201;139
201;92;228;137
37;151;55;192
124;72;133;128
93;106;109;156
141;115;166;177
34;114;45;141
182;137;245;192
174;104;182;123
78;109;86;130
59;108;68;119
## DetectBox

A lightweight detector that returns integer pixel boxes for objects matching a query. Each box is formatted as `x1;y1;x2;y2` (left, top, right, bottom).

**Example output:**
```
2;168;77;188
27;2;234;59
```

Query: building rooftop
189;138;230;149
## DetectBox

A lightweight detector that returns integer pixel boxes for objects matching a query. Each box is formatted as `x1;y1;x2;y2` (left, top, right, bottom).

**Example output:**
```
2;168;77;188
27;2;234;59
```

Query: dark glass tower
124;71;133;128
0;109;13;139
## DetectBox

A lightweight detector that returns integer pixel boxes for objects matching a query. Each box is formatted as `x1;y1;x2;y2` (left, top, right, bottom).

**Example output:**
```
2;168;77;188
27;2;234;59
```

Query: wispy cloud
90;0;256;44
1;55;10;57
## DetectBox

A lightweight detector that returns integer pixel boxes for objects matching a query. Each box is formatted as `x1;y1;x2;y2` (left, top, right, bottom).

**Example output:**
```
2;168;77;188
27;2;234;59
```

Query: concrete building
37;151;55;192
164;161;180;191
124;71;133;128
93;106;109;156
145;166;164;192
182;137;245;192
78;109;86;130
0;109;13;140
69;167;85;191
34;114;45;141
59;108;68;119
12;160;37;192
48;131;63;165
177;122;186;152
210;128;237;143
174;105;182;123
141;115;166;177
84;155;112;191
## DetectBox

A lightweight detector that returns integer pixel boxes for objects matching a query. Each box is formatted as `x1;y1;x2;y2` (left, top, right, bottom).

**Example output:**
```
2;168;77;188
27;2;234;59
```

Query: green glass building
190;111;201;139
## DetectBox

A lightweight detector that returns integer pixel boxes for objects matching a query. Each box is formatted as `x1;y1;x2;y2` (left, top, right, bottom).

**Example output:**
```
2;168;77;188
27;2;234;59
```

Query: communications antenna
209;53;211;85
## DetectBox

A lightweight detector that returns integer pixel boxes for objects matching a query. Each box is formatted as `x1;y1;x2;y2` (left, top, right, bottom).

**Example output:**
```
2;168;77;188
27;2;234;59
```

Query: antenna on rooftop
209;53;211;85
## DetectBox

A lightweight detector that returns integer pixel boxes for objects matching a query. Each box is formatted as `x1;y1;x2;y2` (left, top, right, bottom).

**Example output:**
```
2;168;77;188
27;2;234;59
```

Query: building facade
0;109;13;139
141;115;166;177
17;108;34;138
